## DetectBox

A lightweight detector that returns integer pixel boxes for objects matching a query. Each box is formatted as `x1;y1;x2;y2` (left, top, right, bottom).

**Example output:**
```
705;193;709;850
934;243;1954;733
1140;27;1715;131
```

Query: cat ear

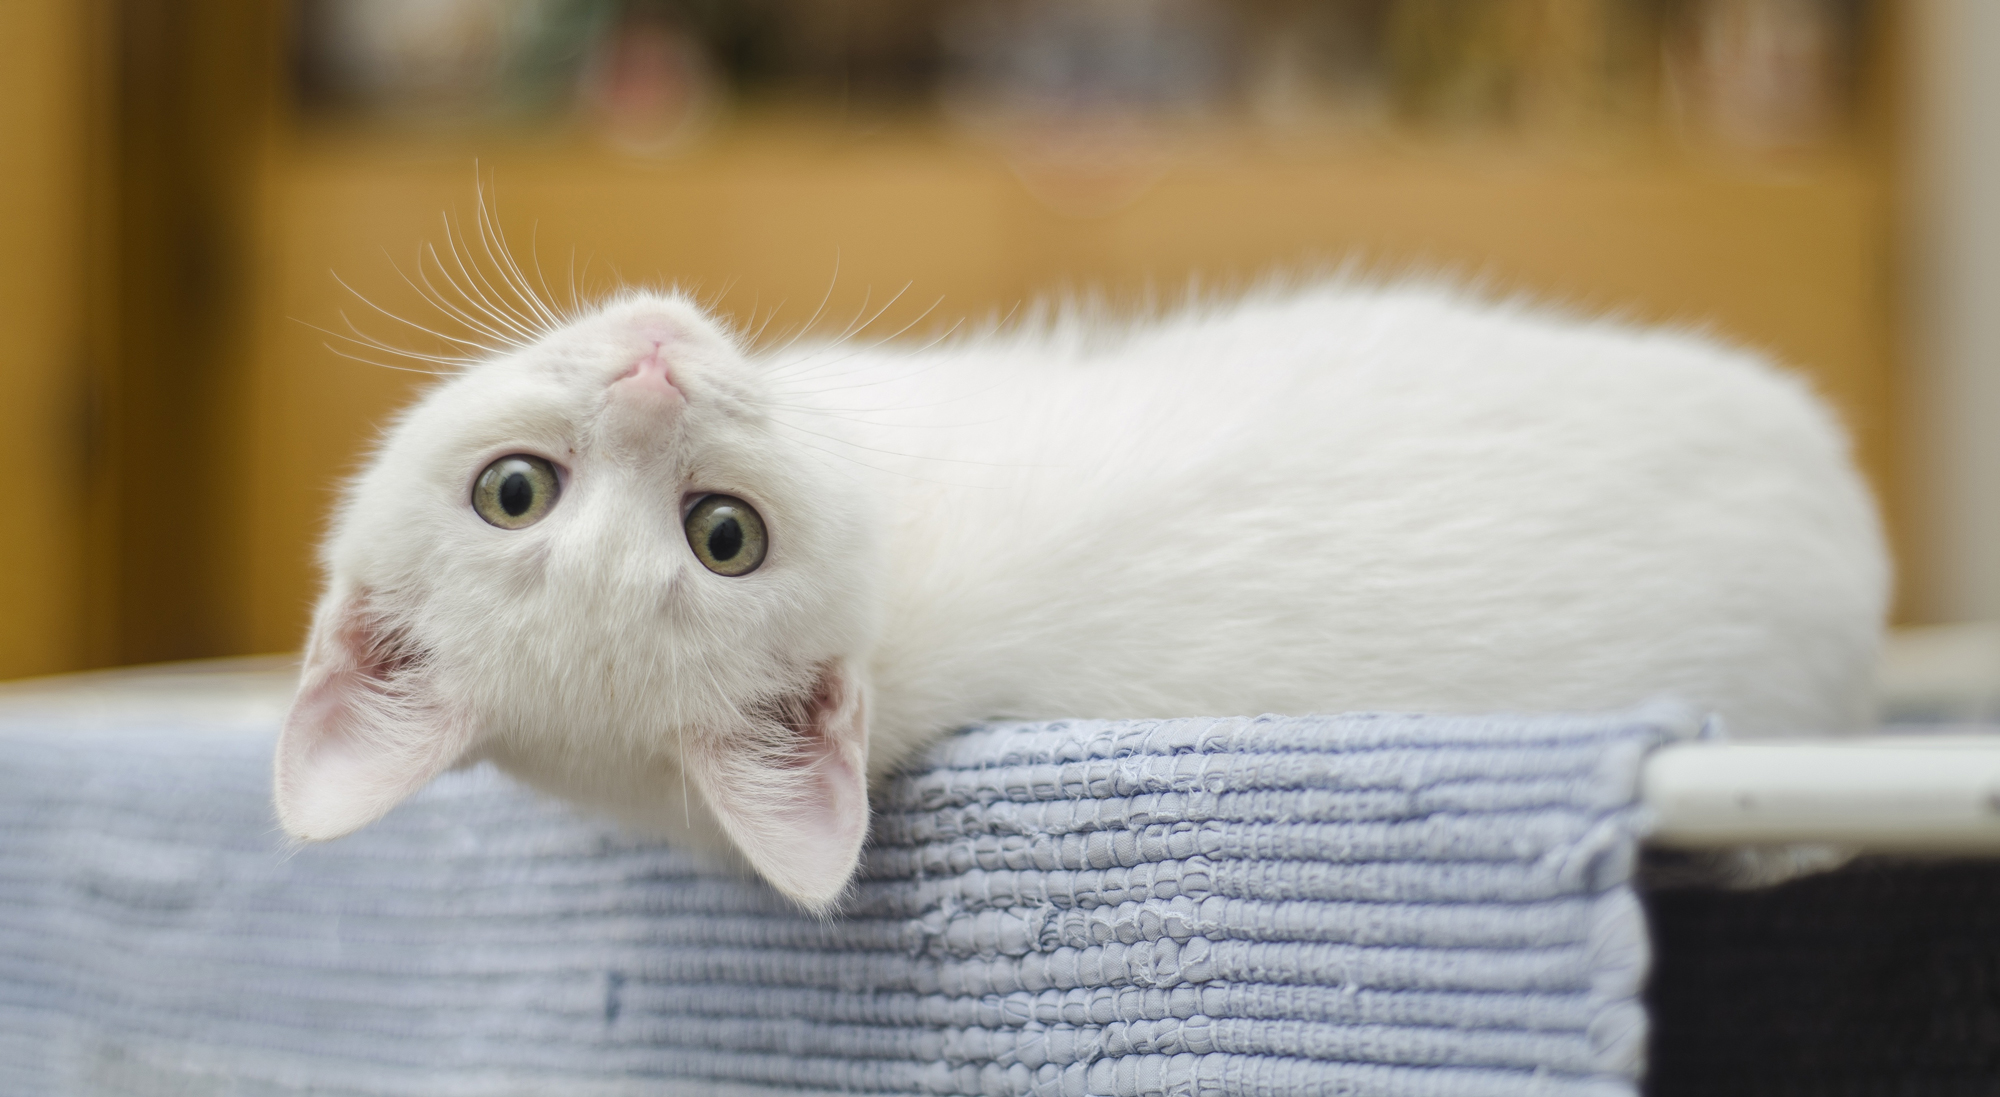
685;661;871;913
274;591;476;842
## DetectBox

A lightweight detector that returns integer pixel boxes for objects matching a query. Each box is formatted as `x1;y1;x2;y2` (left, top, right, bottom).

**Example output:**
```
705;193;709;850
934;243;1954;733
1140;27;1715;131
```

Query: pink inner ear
686;662;872;912
273;594;474;842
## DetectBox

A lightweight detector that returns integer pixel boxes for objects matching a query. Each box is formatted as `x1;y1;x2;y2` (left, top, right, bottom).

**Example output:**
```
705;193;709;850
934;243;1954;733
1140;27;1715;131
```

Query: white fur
276;280;1889;910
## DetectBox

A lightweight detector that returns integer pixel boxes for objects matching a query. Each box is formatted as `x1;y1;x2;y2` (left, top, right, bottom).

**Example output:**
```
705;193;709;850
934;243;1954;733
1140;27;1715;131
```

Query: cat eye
472;455;561;529
685;495;767;576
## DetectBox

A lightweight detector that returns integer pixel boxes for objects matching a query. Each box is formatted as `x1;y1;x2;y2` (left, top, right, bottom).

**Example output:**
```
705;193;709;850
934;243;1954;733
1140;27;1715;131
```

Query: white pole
1645;737;2000;850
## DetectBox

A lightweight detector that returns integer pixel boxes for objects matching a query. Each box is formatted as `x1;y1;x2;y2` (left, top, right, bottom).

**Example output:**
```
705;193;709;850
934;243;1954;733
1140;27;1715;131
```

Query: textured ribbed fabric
0;705;1686;1097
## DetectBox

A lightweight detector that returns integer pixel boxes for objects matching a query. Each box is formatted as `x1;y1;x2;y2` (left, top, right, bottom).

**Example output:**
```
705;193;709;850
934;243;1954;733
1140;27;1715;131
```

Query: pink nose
616;344;681;400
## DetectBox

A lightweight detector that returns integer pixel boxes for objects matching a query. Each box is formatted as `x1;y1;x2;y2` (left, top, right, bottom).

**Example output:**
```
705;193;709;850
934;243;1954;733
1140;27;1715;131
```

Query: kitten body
277;282;1888;908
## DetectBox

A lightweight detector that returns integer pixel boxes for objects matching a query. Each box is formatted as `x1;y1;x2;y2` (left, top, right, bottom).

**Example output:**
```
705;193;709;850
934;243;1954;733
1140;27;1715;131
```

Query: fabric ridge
0;706;1689;1096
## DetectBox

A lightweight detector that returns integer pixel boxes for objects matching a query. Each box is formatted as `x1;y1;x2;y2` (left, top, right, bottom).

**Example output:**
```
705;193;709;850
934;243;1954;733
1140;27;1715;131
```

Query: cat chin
485;745;735;853
475;656;873;913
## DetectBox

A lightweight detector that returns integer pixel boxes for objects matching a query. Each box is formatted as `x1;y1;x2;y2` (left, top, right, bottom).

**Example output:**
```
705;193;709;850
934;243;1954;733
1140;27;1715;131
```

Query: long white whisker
577;253;606;313
747;300;791;348
459;196;546;337
408;239;519;345
474;185;547;330
437;212;528;339
701;276;744;325
780;293;948;370
418;241;529;348
776;281;914;379
440;210;538;342
317;342;452;375
823;287;874;347
336;267;493;351
774;307;960;387
848;281;915;337
293;314;469;372
324;313;479;366
440;209;539;342
477;184;564;333
768;253;841;357
407;261;522;349
528;223;571;331
330;301;481;364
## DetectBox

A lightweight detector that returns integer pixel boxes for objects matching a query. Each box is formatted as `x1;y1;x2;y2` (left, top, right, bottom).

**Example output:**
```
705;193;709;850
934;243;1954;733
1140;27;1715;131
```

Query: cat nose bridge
599;340;688;452
613;342;681;400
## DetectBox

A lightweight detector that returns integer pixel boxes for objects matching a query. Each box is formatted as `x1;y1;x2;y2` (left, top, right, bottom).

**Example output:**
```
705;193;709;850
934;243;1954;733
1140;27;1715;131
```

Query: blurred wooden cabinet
0;0;274;679
0;0;96;679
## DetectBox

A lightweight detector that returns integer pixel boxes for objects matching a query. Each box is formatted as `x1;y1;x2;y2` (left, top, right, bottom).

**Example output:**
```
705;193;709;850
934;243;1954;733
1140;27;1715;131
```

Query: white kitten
275;281;1888;910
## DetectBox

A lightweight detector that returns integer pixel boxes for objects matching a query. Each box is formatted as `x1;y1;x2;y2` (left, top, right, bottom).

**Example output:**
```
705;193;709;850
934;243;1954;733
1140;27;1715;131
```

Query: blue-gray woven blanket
0;690;1683;1097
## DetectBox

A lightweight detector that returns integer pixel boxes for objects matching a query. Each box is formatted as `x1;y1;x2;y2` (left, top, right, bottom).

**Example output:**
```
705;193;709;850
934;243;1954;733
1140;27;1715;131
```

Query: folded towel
0;704;1686;1096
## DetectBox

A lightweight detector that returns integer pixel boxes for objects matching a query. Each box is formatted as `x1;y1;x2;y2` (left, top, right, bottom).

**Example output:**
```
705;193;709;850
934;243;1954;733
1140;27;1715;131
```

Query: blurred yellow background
0;0;1953;680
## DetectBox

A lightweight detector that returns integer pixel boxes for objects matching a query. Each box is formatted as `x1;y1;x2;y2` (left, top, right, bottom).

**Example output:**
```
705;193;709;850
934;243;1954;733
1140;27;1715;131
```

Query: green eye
473;455;560;529
685;495;767;576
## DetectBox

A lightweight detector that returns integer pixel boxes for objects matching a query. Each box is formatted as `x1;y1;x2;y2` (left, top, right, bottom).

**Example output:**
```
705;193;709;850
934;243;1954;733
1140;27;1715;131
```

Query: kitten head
275;291;882;911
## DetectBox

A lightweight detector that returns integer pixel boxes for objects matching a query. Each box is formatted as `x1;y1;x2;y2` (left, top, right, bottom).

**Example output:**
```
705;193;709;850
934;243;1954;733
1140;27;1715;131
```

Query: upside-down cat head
275;291;882;912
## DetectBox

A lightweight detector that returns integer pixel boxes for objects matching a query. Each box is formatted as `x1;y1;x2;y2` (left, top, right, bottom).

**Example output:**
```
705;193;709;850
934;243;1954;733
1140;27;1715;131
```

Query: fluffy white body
276;281;1888;910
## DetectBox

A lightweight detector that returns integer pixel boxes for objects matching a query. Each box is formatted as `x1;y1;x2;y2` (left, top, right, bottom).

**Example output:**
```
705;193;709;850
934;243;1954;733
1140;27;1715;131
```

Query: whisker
408;263;520;349
443;209;541;342
436;212;527;339
417;242;529;348
293;313;469;372
775;281;914;377
786;293;948;368
440;209;541;342
460;190;549;335
405;239;517;344
478;182;560;331
476;183;565;333
317;342;452;375
768;253;841;357
528;223;571;332
335;267;494;352
849;281;915;338
578;252;601;311
746;301;788;347
702;275;742;318
326;313;479;366
824;286;874;346
773;307;960;389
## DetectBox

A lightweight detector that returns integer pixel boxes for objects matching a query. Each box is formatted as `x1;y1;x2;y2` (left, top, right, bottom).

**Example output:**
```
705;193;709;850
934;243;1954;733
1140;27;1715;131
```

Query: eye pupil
472;454;559;529
685;495;766;576
706;517;742;561
499;472;533;516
